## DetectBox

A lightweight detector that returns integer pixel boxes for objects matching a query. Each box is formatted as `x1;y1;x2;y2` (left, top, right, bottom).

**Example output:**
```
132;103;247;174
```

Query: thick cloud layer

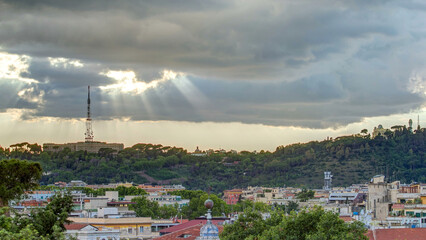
0;0;425;128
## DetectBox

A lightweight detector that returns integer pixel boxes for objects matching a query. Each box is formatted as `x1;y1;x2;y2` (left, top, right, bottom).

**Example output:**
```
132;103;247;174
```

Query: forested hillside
1;127;424;193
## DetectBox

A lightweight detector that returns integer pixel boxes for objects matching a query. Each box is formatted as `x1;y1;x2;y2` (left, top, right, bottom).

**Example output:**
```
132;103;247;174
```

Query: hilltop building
191;146;207;157
43;86;124;153
43;141;124;153
372;125;388;138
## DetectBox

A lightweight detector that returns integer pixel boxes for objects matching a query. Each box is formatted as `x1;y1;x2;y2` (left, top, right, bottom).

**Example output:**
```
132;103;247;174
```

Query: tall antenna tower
85;86;94;142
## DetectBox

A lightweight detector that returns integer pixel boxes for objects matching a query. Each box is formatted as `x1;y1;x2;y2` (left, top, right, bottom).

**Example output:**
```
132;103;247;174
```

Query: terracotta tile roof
155;223;223;240
159;219;224;234
64;223;89;230
155;224;202;240
392;204;405;209
366;228;426;240
173;219;189;224
339;216;355;222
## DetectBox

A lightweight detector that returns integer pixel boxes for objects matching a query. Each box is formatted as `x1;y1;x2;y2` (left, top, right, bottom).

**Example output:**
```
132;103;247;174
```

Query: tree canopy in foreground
0;193;74;240
220;207;367;240
0;159;42;207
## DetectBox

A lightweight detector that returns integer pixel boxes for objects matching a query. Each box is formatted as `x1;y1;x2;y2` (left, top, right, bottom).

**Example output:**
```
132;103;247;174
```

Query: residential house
65;223;120;240
69;217;155;239
223;189;243;205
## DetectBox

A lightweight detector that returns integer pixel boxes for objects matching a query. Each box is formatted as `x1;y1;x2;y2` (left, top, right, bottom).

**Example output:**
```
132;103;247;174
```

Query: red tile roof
155;224;202;240
173;219;189;224
159;219;225;234
339;216;355;222
155;223;223;240
366;228;426;240
392;204;405;209
64;223;90;230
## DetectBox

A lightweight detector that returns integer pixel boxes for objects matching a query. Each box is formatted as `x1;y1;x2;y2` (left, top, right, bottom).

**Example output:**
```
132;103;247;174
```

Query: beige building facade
68;217;155;239
43;141;124;153
367;175;393;220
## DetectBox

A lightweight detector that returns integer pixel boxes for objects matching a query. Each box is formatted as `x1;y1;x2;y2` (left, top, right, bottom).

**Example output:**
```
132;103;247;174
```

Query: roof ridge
166;223;203;234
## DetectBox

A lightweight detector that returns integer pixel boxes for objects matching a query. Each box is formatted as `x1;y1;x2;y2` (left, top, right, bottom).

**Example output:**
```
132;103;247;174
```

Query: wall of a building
368;183;390;220
43;142;124;153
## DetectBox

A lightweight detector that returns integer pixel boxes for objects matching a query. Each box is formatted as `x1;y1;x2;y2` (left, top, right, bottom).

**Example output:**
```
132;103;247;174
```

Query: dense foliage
0;159;42;207
0;192;74;239
220;207;368;240
129;190;272;220
296;189;315;202
0;158;75;239
1;128;425;192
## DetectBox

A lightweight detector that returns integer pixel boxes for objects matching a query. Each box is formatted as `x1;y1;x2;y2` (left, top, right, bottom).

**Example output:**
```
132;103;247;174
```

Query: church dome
199;222;219;238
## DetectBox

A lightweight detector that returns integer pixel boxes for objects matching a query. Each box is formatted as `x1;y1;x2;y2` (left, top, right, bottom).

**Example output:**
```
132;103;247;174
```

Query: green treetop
0;159;42;207
220;207;367;240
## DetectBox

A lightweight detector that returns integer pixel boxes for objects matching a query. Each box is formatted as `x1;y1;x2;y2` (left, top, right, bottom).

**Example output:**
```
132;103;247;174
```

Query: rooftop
155;223;224;240
69;217;152;224
366;228;426;240
159;219;226;234
64;223;91;231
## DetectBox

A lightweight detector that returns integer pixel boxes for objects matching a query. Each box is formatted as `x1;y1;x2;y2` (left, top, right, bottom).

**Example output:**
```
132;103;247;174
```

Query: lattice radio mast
85;86;94;142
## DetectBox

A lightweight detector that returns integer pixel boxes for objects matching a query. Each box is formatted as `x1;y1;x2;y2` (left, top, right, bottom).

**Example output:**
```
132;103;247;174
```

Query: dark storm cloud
1;0;227;13
0;0;397;78
192;75;345;104
31;72;423;128
0;0;425;128
23;59;111;88
0;80;39;110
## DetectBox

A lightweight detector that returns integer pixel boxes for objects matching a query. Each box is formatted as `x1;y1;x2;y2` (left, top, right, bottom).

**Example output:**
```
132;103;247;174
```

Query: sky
0;0;425;151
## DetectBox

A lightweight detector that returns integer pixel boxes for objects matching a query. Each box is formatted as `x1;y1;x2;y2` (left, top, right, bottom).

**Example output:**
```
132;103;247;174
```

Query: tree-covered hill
1;127;424;193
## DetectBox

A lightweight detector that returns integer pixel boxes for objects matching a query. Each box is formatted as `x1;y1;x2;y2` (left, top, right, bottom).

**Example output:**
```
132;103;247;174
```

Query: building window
177;234;192;238
139;226;144;233
128;228;133;234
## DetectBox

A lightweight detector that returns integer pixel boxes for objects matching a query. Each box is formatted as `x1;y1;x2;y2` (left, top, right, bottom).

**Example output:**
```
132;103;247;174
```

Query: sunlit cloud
99;69;182;94
1;0;426;150
2;108;38;121
48;57;84;68
408;73;426;96
17;86;45;105
0;51;37;84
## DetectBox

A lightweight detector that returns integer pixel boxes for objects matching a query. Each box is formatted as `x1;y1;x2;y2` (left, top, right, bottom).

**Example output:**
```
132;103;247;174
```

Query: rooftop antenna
85;86;94;142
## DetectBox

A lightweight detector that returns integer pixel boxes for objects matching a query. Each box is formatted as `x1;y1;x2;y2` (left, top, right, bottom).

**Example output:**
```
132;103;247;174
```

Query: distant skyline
0;1;425;150
0;109;424;151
